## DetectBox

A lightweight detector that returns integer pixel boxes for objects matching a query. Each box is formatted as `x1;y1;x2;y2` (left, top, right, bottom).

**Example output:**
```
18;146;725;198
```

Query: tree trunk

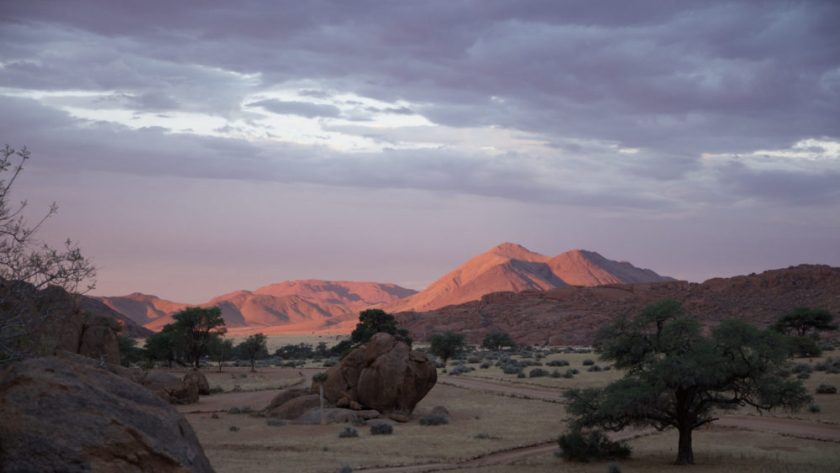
319;384;325;425
675;425;694;465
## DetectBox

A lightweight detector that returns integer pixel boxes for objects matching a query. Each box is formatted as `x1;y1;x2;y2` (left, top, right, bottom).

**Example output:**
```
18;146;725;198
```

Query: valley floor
173;351;840;473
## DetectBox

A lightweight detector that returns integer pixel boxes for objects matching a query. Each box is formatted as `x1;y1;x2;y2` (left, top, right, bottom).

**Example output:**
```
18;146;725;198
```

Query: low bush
419;415;449;426
582;359;595;366
809;404;821;413
556;429;631;462
529;368;549;378
517;371;526;378
816;384;838;394
547;359;570;367
370;423;394;435
587;365;602;372
339;427;358;438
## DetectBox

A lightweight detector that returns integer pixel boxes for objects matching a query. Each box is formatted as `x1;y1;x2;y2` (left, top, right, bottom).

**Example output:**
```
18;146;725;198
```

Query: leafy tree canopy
773;307;836;337
428;331;466;364
350;309;411;345
235;333;268;371
171;306;226;368
481;331;516;351
565;299;810;465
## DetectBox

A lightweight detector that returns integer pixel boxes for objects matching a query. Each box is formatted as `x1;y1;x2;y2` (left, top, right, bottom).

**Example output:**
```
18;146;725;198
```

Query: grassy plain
178;348;840;473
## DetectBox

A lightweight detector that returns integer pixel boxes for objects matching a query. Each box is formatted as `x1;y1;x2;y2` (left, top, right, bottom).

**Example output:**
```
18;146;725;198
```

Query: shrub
797;372;810;380
582;359;595;366
792;363;813;374
551;369;562;378
547;359;570;367
587;365;602;372
607;463;622;473
419;415;449;426
816;384;838;394
517;371;526;378
480;361;491;369
556;429;631;462
809;404;821;413
529;368;549;378
338;427;358;438
502;364;522;375
229;425;239;432
370;423;393;435
449;364;473;376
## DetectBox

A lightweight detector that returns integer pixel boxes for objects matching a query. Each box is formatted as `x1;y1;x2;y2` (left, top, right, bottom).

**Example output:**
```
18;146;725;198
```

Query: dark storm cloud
1;0;839;204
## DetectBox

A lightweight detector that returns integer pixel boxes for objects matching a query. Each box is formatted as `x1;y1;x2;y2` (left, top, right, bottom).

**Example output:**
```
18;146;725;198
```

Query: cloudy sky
2;1;839;302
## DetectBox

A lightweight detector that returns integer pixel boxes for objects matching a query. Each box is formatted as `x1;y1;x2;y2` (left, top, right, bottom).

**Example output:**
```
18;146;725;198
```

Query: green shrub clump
556;429;631;462
816;384;837;394
529;368;549;378
419;415;449;426
370;423;393;435
338;427;358;438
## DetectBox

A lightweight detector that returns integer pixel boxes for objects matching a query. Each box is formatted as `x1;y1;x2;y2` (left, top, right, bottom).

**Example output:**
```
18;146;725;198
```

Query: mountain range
97;243;671;334
396;264;840;346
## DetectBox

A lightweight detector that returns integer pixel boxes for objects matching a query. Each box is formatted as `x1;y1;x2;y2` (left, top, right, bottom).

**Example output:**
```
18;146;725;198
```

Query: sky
1;1;839;303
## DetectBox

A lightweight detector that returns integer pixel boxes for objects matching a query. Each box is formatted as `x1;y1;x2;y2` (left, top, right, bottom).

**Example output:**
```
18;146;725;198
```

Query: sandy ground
180;351;840;473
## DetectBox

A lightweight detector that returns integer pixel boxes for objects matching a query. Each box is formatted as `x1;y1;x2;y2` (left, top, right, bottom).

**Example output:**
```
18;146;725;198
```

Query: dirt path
178;372;306;414
353;376;840;473
715;415;840;442
356;429;650;473
439;376;565;403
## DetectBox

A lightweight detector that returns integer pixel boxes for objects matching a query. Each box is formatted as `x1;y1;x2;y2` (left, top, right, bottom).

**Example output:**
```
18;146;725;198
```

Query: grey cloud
1;2;839;205
249;99;341;118
718;161;840;206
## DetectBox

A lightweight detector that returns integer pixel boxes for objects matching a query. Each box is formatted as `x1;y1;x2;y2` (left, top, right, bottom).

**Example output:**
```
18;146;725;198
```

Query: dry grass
164;366;307;392
181;347;840;473
187;382;567;473
450;428;840;473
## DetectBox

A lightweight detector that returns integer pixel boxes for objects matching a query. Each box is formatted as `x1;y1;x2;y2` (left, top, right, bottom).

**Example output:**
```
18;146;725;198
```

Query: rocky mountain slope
387;242;671;313
395;265;840;346
100;280;416;333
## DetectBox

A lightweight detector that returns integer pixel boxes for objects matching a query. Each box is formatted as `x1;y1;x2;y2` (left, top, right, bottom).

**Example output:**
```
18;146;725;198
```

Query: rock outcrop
0;278;121;364
0;355;214;472
397;264;840;346
184;369;211;396
315;333;437;420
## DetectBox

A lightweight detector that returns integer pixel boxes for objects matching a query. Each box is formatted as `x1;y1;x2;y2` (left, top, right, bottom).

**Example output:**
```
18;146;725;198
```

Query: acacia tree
0;145;96;363
564;300;810;465
481;331;516;351
171;307;226;368
143;325;180;368
209;337;234;372
350;309;411;345
236;333;268;372
774;308;836;337
428;331;466;366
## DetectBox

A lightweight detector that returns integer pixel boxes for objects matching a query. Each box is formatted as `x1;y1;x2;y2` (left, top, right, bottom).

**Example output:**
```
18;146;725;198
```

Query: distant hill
386;242;671;312
395;265;840;346
99;280;416;334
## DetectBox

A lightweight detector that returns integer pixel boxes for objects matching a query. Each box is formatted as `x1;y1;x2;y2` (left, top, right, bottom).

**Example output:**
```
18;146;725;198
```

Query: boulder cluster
263;333;437;423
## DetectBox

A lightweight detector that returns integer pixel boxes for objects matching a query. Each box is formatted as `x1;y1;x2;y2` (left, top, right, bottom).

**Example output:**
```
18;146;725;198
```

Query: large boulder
315;333;437;419
184;369;211;396
0;355;214;472
0;278;120;364
264;394;321;419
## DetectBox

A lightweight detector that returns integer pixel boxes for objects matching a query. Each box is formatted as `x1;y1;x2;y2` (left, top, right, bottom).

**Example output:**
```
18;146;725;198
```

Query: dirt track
355;375;840;473
439;376;566;403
